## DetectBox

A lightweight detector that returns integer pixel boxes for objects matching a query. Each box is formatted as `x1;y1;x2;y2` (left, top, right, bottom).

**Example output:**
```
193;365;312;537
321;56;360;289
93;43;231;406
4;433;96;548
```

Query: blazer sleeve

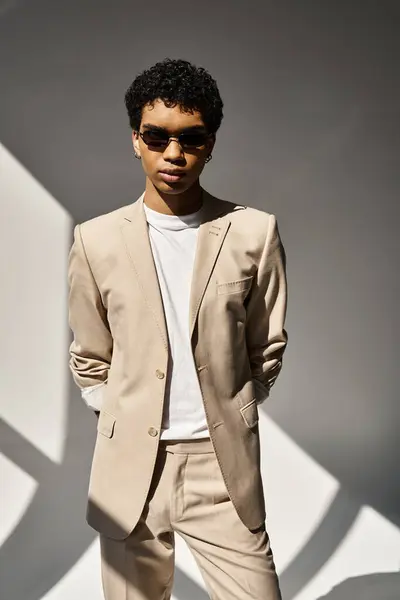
245;214;288;400
68;224;113;408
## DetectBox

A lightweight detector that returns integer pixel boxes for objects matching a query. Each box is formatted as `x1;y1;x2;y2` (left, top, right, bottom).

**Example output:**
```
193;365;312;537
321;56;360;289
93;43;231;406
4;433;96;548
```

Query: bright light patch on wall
0;452;38;547
0;143;72;463
259;412;339;572
292;506;400;600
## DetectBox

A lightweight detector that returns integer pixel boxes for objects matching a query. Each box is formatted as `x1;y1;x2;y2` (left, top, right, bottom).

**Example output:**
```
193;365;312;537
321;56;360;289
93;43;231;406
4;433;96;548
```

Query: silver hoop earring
205;154;212;163
134;152;141;160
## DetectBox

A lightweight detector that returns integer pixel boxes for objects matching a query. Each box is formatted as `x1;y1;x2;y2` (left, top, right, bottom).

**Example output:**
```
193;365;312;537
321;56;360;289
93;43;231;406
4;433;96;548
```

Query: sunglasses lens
141;130;168;147
180;133;208;148
141;130;208;149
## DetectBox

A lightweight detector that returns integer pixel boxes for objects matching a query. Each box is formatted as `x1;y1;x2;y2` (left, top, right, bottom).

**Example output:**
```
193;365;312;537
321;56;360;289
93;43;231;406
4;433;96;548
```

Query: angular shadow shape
317;572;400;600
278;488;361;600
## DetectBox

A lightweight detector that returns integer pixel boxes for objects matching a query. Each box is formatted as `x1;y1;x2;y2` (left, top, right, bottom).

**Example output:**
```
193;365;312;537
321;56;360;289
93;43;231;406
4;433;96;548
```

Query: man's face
132;99;215;195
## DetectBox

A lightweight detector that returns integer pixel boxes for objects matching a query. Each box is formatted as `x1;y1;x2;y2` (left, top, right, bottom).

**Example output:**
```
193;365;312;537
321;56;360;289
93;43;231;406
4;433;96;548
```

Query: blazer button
155;369;165;379
148;427;159;437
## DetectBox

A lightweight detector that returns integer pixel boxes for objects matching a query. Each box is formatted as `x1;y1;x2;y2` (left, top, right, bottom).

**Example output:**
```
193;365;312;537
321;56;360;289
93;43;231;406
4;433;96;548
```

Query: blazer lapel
120;193;169;351
189;190;231;338
120;190;231;348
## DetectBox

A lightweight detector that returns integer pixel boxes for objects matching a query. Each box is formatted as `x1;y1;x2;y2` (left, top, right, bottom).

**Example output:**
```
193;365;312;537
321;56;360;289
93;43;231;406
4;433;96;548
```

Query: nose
163;138;184;161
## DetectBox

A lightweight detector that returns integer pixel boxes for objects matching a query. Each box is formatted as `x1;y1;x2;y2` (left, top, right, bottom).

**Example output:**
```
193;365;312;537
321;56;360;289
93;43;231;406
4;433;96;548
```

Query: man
68;58;288;600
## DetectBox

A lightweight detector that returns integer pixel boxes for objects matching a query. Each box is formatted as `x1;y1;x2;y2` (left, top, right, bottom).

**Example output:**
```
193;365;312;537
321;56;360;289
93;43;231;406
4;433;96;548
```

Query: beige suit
68;189;288;542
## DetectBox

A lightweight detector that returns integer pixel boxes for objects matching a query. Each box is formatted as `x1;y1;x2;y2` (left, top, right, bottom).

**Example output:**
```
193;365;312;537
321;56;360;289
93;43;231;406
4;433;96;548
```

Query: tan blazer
68;189;288;539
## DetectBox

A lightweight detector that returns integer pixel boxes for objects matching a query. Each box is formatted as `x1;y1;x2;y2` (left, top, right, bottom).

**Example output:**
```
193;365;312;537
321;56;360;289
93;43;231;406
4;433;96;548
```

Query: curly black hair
124;58;224;134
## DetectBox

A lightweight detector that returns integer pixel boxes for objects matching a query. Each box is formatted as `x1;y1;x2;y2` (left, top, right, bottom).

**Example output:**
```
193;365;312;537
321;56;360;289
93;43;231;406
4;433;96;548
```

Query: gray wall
1;1;399;599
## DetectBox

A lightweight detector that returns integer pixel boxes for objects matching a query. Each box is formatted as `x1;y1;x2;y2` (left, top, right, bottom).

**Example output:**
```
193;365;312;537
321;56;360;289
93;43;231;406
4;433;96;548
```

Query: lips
159;170;186;183
159;169;185;176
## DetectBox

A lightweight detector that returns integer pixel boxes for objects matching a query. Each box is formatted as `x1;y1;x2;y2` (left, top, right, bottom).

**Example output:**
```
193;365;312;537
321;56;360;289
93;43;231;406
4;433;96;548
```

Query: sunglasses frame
138;129;211;150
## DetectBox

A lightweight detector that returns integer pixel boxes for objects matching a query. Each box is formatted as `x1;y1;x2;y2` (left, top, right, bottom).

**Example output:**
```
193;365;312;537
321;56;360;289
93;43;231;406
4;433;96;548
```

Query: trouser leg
100;450;175;600
168;439;281;600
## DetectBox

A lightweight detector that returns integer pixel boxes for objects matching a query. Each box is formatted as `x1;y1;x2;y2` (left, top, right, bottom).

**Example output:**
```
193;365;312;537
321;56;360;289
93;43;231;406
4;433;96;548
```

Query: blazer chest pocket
217;275;253;296
97;410;116;438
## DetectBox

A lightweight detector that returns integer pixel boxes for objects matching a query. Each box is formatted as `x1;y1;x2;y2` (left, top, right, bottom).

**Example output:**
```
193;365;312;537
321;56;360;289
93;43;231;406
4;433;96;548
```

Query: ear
206;133;216;155
132;130;141;158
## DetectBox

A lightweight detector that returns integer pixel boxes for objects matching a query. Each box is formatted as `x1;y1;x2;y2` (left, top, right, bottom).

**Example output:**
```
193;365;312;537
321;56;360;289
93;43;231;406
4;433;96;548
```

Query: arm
68;224;113;411
246;214;288;404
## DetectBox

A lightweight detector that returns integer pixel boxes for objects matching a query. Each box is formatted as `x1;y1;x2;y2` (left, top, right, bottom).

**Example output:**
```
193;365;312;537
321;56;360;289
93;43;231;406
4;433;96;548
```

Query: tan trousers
100;438;281;600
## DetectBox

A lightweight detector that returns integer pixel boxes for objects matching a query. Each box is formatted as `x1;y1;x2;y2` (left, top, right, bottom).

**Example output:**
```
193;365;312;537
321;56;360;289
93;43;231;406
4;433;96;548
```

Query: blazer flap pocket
217;276;253;295
97;410;116;438
240;399;259;429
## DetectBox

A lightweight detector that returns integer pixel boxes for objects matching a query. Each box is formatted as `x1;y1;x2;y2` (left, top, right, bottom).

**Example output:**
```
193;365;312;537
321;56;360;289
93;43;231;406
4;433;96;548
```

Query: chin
155;181;192;195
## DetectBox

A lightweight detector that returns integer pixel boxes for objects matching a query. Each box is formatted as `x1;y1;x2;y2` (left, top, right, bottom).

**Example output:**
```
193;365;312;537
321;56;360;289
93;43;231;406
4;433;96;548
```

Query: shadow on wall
0;381;98;600
317;572;400;600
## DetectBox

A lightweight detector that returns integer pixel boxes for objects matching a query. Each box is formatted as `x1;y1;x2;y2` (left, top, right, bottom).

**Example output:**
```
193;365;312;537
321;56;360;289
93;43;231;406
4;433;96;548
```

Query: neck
143;178;203;216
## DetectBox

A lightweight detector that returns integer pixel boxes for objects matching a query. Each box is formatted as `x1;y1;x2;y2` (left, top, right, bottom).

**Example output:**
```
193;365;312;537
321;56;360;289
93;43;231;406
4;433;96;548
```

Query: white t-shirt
143;202;209;440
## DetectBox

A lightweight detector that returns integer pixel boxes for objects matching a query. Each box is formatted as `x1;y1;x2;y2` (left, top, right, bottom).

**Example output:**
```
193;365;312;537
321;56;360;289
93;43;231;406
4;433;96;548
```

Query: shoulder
72;202;136;266
208;193;276;242
75;202;135;252
79;203;132;235
231;203;274;229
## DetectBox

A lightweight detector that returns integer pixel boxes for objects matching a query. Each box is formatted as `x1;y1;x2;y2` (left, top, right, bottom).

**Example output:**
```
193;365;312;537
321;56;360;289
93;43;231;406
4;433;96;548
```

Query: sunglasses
139;129;210;150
